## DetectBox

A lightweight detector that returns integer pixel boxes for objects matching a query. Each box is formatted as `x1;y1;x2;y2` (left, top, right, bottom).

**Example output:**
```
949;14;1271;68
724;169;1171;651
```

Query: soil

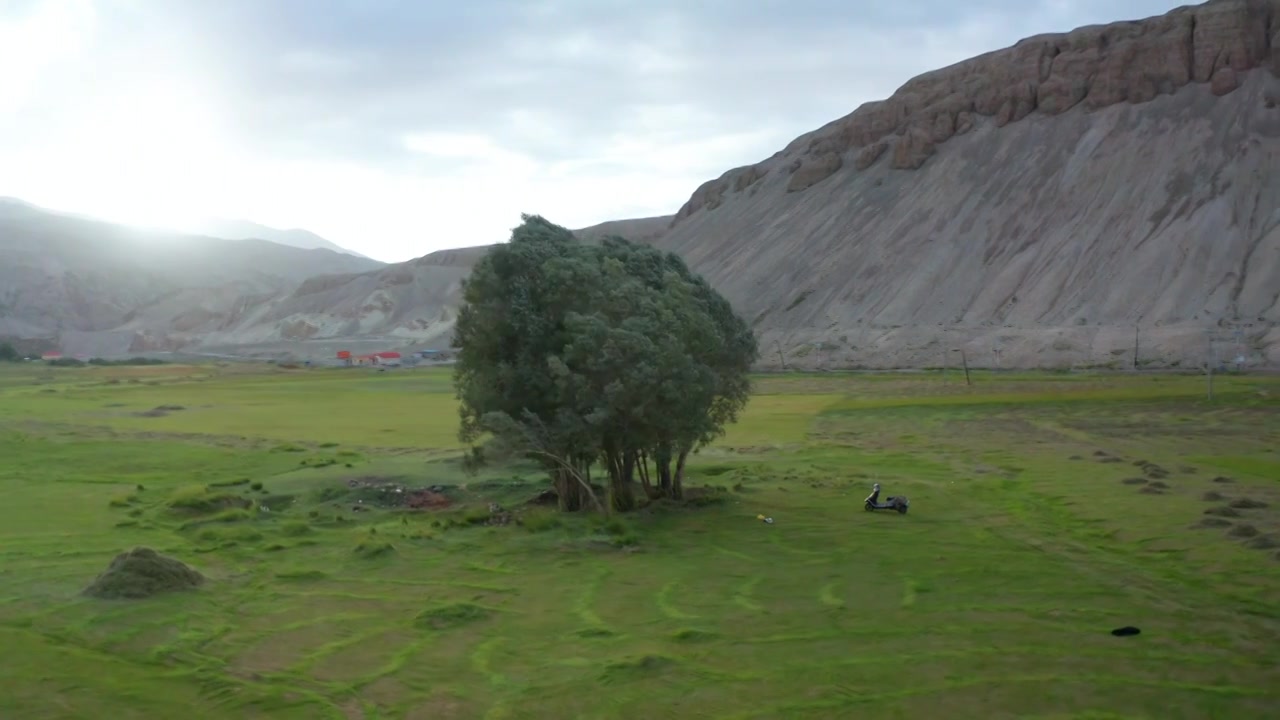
343;476;453;510
1245;535;1279;550
1146;480;1170;489
1138;486;1165;495
1201;491;1226;501
1227;524;1260;539
1204;506;1241;518
1121;477;1147;485
1211;476;1235;484
1228;498;1269;510
83;547;204;599
1192;517;1233;529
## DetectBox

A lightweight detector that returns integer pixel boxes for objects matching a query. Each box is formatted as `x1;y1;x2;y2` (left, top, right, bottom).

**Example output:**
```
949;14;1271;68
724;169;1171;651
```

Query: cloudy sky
1;0;1184;262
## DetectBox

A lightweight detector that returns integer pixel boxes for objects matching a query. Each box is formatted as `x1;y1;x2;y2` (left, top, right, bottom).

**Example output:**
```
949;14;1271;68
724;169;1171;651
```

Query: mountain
655;0;1280;369
0;198;386;356
5;0;1277;368
185;218;372;259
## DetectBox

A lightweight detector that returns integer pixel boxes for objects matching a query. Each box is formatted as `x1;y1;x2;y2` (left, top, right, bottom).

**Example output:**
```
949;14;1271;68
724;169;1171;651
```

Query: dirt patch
1245;535;1279;550
1138;486;1166;495
1133;460;1170;479
1120;477;1147;485
1212;476;1235;484
83;547;204;599
1204;506;1241;518
1227;524;1260;539
1178;465;1198;474
1201;491;1226;501
415;603;491;630
1229;498;1269;510
1094;451;1123;463
135;404;186;418
1146;480;1170;489
1192;517;1233;529
527;489;559;506
344;477;452;510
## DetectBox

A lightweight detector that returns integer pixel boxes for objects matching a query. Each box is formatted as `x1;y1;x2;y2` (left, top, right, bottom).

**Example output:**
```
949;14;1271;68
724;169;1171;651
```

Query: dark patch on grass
209;478;250;488
1120;477;1147;485
258;494;294;511
1212;476;1235;484
1138;486;1166;495
575;627;617;639
672;628;718;643
1193;517;1233;529
601;654;677;683
1227;524;1260;539
1204;506;1241;518
1245;535;1279;550
1146;480;1170;489
166;486;252;515
1229;498;1268;510
353;540;395;558
1201;491;1226;501
416;603;490;630
276;570;328;581
279;521;313;537
83;547;204;599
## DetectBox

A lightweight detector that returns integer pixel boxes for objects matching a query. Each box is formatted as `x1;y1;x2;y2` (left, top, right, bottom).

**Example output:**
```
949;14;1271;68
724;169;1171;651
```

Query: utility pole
955;349;972;386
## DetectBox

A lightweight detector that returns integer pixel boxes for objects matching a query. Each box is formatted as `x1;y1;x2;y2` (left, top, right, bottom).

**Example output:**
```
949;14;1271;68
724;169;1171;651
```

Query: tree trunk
673;449;689;501
556;467;584;512
656;446;673;498
604;450;636;514
637;450;654;498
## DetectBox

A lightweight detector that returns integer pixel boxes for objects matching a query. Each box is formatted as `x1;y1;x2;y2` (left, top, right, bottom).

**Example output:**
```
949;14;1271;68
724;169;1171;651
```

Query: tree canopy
452;215;758;513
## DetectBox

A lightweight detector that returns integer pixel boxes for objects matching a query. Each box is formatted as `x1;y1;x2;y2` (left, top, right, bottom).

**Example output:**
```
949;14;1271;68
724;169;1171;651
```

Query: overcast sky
1;0;1185;262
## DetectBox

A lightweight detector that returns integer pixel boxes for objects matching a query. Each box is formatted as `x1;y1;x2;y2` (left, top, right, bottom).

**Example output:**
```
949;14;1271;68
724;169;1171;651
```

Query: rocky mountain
0;198;385;356
5;0;1277;368
184;218;372;259
658;0;1280;369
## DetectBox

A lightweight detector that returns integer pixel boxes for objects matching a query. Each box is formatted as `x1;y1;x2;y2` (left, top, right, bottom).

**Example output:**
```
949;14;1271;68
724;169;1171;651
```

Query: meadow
0;362;1277;719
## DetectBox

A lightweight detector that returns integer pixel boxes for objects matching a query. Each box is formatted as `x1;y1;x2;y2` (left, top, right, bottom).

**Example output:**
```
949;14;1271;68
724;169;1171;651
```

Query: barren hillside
6;0;1277;368
0;198;385;355
658;0;1280;369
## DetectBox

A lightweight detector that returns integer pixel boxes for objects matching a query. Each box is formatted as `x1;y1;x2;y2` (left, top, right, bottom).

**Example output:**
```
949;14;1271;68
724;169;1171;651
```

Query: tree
452;215;758;513
0;341;18;362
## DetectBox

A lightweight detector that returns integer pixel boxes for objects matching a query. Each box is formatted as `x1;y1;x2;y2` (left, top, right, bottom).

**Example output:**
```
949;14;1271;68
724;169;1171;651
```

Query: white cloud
0;0;1193;263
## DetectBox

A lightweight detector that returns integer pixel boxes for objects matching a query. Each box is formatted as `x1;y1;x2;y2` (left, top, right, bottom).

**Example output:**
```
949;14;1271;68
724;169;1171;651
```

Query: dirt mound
1138;486;1166;495
1193;517;1233;529
1212;476;1235;484
1246;535;1279;550
1120;477;1147;485
83;547;204;599
1202;491;1226;501
1229;498;1269;509
1227;524;1260;539
1204;506;1241;518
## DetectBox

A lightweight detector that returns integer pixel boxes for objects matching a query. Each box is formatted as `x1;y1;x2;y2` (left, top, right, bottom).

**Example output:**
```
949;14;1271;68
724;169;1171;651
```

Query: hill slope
657;0;1280;368
185;218;372;259
0;199;385;355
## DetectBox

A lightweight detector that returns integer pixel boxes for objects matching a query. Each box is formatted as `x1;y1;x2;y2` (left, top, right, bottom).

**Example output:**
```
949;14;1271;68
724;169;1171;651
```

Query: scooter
864;483;909;514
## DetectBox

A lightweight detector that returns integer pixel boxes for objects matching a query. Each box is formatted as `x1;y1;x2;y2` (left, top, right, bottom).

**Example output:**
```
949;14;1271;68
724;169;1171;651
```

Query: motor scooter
864;483;909;514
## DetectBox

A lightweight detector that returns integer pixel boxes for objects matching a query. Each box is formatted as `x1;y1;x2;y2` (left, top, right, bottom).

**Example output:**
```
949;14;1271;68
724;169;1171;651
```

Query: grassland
0;362;1277;719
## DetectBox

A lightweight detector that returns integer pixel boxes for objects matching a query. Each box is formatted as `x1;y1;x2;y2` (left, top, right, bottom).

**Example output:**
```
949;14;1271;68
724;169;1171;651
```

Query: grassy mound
83;547;204;600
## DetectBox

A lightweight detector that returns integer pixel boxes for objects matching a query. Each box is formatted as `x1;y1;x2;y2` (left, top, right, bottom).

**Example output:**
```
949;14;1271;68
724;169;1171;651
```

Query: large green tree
452;215;757;513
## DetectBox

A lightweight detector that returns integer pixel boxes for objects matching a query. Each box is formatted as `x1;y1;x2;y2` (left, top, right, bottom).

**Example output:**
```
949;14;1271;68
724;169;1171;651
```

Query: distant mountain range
1;0;1276;368
182;218;373;259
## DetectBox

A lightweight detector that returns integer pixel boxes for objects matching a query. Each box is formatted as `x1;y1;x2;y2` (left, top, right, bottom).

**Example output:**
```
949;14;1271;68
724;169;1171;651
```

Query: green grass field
1;362;1278;719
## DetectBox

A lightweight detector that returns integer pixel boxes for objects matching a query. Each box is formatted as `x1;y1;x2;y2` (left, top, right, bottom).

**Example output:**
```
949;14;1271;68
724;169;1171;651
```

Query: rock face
657;0;1280;369
674;0;1279;219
